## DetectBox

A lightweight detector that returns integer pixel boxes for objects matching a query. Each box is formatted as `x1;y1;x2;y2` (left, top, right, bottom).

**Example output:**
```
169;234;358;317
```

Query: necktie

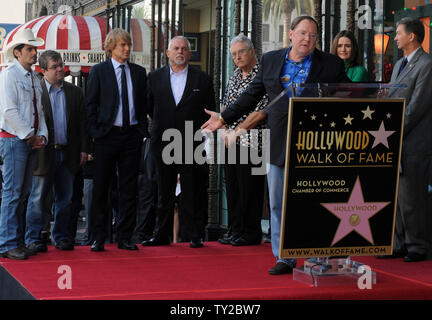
398;57;408;76
120;65;130;128
31;75;39;134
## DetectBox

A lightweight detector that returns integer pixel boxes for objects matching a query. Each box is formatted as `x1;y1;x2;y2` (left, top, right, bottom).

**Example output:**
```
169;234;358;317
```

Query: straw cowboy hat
4;28;44;61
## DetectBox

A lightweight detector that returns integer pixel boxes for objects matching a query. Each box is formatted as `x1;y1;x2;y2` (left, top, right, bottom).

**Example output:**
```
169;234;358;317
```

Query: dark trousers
69;170;83;242
394;154;431;255
153;158;208;242
90;127;141;243
134;138;158;240
224;144;265;240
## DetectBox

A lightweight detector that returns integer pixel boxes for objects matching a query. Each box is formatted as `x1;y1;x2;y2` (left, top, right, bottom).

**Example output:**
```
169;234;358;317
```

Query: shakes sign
280;98;405;258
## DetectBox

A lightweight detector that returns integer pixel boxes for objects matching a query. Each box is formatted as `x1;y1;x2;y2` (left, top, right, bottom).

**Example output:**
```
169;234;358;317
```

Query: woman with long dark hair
331;30;368;82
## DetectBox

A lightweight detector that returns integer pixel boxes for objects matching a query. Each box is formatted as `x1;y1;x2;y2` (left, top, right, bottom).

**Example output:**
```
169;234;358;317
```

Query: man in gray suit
387;17;432;262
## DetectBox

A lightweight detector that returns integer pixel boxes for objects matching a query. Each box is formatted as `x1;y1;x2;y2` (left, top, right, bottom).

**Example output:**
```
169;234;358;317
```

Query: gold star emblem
361;105;375;120
344;114;354;125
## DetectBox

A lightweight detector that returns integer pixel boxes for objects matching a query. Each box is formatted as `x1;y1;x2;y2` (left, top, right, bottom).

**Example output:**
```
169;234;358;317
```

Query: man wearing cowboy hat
0;28;49;260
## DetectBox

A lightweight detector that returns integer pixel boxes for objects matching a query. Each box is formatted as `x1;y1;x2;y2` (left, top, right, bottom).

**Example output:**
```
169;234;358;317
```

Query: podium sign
280;98;405;258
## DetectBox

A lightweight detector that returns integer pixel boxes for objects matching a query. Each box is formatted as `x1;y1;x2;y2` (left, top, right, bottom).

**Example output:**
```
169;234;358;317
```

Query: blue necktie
398;57;408;76
120;65;130;128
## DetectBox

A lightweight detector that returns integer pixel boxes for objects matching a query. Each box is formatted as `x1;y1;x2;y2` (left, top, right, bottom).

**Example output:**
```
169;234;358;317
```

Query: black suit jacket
222;48;350;166
34;79;90;176
148;65;216;158
86;60;148;139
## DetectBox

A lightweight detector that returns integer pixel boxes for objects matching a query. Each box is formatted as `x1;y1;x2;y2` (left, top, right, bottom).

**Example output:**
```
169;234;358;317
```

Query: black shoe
141;237;170;246
55;240;74;251
218;234;239;245
91;241;105;252
268;262;293;275
376;250;407;259
263;234;271;243
20;246;37;256
118;240;138;250
403;252;427;262
1;248;28;260
231;236;262;246
190;239;204;248
27;242;47;253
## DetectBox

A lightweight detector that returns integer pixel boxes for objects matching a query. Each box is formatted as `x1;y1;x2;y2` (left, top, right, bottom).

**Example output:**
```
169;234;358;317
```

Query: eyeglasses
294;31;318;40
231;48;250;58
48;63;64;70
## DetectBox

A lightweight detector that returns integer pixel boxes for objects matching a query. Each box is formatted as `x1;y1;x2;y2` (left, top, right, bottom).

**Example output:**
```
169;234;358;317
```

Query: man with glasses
217;33;268;247
25;50;89;253
202;16;349;274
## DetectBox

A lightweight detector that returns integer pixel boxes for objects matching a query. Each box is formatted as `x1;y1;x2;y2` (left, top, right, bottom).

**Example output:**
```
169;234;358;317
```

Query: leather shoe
118;240;138;250
20;246;37;256
27;242;47;253
376;250;407;259
231;236;261;246
268;262;293;275
91;241;105;252
55;240;74;251
141;237;170;246
218;234;239;245
190;239;204;248
404;252;427;262
1;248;28;260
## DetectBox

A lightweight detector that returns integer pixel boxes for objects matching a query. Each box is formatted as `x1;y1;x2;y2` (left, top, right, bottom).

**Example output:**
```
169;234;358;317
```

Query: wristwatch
218;113;226;125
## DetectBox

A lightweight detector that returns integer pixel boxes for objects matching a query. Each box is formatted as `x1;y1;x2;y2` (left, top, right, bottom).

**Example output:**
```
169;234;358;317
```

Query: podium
278;83;406;287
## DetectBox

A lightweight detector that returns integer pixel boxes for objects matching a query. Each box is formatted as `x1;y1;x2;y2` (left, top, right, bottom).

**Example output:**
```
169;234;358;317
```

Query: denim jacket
0;60;48;141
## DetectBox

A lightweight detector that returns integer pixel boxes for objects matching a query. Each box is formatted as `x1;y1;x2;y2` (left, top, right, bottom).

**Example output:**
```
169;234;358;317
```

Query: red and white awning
1;14;107;75
1;15;158;75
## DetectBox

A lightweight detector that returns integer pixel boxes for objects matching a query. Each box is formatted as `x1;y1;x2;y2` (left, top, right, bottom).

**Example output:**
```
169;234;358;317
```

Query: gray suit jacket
388;47;432;156
33;79;90;176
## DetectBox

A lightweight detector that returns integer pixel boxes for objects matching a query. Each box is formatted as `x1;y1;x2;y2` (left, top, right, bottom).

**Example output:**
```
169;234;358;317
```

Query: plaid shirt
221;64;268;150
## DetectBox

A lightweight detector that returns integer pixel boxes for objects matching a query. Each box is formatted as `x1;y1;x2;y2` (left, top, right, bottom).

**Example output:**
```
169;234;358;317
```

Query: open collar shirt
221;63;268;149
0;59;48;140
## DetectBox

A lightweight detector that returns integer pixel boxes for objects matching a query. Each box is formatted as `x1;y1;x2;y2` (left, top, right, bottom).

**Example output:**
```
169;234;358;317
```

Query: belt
112;125;138;133
0;130;17;138
53;144;67;150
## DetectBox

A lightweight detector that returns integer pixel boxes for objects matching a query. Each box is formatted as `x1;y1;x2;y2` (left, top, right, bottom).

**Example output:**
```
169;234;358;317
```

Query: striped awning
1;14;107;75
0;15;157;75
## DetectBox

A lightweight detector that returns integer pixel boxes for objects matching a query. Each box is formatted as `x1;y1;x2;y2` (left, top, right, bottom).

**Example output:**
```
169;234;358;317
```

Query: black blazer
85;59;148;139
222;48;350;166
148;65;216;157
34;79;90;176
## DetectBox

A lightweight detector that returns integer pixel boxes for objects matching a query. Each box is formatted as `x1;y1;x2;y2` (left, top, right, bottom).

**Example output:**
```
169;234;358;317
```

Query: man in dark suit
202;16;349;274
142;36;216;248
86;28;148;252
385;18;432;262
25;50;89;253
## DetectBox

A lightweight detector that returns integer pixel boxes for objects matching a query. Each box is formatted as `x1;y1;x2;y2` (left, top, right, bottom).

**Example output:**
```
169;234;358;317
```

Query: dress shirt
170;65;188;106
406;46;421;63
45;79;67;145
111;58;137;126
0;59;48;140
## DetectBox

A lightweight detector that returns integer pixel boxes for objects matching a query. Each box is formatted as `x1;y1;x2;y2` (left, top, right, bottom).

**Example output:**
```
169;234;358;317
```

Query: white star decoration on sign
344;114;354;125
368;121;395;149
361;106;375;120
